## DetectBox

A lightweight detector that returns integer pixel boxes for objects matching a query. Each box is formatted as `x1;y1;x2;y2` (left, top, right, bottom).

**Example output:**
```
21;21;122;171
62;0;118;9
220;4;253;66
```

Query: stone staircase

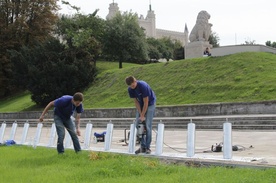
78;115;276;130
5;114;271;130
2;101;276;130
2;114;276;130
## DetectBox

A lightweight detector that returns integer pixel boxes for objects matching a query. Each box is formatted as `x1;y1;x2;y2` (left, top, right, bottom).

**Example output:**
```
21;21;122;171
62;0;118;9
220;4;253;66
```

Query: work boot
135;147;146;154
145;148;151;154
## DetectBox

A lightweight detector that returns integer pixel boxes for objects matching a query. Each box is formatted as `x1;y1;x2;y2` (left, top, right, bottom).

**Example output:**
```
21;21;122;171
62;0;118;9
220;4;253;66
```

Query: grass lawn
0;145;275;183
1;52;276;112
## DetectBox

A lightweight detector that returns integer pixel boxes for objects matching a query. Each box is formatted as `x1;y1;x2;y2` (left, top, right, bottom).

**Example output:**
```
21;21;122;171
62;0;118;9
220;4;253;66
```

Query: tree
103;12;148;68
0;0;59;97
170;39;184;60
265;41;276;48
146;38;162;60
147;37;183;61
55;12;105;66
265;41;272;47
208;31;220;47
10;38;96;106
9;10;104;105
244;38;255;45
158;37;174;61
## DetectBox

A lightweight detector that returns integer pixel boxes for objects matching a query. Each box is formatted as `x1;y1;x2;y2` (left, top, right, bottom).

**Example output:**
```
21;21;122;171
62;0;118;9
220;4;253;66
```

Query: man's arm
75;113;81;136
133;98;142;115
140;97;149;121
39;101;54;122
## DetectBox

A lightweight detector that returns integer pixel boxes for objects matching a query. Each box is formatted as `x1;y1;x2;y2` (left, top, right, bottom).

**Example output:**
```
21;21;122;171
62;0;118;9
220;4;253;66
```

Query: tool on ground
137;120;146;140
136;120;147;153
123;120;146;146
93;131;106;143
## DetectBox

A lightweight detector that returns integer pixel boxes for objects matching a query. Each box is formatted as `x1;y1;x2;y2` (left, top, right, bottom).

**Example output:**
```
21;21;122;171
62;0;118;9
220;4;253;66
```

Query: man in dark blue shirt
126;76;156;154
39;92;84;154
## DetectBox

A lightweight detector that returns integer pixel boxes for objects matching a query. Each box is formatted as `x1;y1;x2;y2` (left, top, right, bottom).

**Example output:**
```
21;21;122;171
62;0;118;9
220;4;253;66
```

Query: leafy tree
103;12;148;68
9;9;104;105
265;41;276;48
10;38;96;106
55;12;105;66
174;46;184;60
265;41;272;46
244;38;256;45
171;39;184;60
158;37;174;61
7;4;102;104
146;38;162;60
208;31;220;47
147;37;183;61
0;0;59;97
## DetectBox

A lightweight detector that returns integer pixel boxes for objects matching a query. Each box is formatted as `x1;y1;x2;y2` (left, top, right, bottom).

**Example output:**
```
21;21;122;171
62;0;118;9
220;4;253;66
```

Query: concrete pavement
2;125;276;167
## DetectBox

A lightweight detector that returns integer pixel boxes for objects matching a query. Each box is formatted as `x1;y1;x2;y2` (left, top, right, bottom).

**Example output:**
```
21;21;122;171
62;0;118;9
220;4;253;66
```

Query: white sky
58;0;276;46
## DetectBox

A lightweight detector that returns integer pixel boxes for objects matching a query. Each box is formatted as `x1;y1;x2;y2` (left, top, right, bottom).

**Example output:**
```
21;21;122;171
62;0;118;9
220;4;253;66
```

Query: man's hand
76;128;81;136
139;116;145;122
39;115;44;122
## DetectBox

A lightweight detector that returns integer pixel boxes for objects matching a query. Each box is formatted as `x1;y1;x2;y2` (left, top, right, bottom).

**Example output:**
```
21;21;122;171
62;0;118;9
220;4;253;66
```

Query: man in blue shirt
125;76;156;154
39;92;84;154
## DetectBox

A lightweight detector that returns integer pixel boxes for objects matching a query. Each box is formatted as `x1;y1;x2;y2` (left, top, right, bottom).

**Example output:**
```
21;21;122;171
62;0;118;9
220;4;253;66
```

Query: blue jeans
135;104;155;149
54;115;81;153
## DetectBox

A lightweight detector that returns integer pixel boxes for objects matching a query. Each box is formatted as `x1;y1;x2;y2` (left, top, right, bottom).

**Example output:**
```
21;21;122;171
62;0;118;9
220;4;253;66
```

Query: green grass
56;52;276;108
2;55;276;182
0;146;275;183
1;52;276;112
0;91;39;112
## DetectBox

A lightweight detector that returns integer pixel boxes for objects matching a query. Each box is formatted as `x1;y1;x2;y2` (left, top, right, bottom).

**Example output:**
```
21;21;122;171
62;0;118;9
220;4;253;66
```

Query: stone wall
185;41;211;59
211;45;276;57
1;101;276;120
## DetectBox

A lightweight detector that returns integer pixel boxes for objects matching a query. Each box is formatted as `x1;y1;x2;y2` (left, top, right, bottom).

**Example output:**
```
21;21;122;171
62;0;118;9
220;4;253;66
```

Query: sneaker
145;148;151;154
135;147;146;154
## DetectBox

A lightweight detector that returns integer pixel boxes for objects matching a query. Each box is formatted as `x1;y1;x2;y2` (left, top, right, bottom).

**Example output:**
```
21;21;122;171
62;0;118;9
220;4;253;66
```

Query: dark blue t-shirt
128;80;156;108
54;95;84;120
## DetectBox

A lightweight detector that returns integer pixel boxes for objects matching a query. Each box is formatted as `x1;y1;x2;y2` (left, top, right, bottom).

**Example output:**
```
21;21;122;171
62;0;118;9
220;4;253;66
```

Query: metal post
223;122;232;159
128;120;137;153
33;123;43;148
9;121;18;140
0;122;6;144
47;123;56;147
104;122;114;151
83;122;93;150
20;121;29;145
187;121;196;157
155;122;165;155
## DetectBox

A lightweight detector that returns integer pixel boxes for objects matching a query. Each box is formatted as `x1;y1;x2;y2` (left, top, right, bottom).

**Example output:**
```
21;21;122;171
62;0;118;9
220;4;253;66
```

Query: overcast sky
58;0;275;46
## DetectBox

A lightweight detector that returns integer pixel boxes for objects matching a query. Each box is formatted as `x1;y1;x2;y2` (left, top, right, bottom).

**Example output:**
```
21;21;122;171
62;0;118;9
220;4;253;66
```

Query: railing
1;114;276;130
1;114;276;163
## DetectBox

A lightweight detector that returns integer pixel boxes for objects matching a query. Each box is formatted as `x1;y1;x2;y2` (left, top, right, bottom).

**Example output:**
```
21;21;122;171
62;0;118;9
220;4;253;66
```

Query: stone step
2;115;276;130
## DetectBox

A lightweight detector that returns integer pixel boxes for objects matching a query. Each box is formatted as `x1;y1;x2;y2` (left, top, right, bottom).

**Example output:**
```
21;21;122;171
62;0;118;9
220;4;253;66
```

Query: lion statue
189;10;212;42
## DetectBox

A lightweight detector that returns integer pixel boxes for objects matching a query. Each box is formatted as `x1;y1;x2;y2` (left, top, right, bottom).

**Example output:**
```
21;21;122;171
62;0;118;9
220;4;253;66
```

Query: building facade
106;2;188;46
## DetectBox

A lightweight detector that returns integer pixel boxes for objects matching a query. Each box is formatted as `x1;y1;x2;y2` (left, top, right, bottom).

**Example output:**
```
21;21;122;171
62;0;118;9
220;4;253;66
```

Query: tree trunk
119;60;123;69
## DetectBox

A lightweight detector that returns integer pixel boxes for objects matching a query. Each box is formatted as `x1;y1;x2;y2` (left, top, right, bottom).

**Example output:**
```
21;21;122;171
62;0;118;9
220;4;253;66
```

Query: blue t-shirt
54;95;84;120
128;80;156;108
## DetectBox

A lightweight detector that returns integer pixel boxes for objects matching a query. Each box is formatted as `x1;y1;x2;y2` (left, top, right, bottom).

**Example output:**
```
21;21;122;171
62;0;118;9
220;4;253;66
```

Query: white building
106;2;189;46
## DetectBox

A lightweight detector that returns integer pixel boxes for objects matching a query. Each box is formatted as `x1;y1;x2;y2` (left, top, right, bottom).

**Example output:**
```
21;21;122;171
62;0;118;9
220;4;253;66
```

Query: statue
189;10;212;42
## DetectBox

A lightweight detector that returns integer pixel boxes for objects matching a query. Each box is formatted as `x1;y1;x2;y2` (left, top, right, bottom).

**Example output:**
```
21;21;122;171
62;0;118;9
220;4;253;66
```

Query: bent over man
125;76;156;154
39;92;84;154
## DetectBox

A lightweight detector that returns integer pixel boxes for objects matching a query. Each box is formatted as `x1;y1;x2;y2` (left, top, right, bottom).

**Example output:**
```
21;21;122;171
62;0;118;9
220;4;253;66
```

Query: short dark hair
73;92;83;102
125;76;136;85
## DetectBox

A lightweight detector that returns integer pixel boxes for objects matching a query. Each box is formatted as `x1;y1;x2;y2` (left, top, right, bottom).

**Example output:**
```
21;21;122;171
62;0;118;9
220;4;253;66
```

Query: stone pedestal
185;41;211;59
